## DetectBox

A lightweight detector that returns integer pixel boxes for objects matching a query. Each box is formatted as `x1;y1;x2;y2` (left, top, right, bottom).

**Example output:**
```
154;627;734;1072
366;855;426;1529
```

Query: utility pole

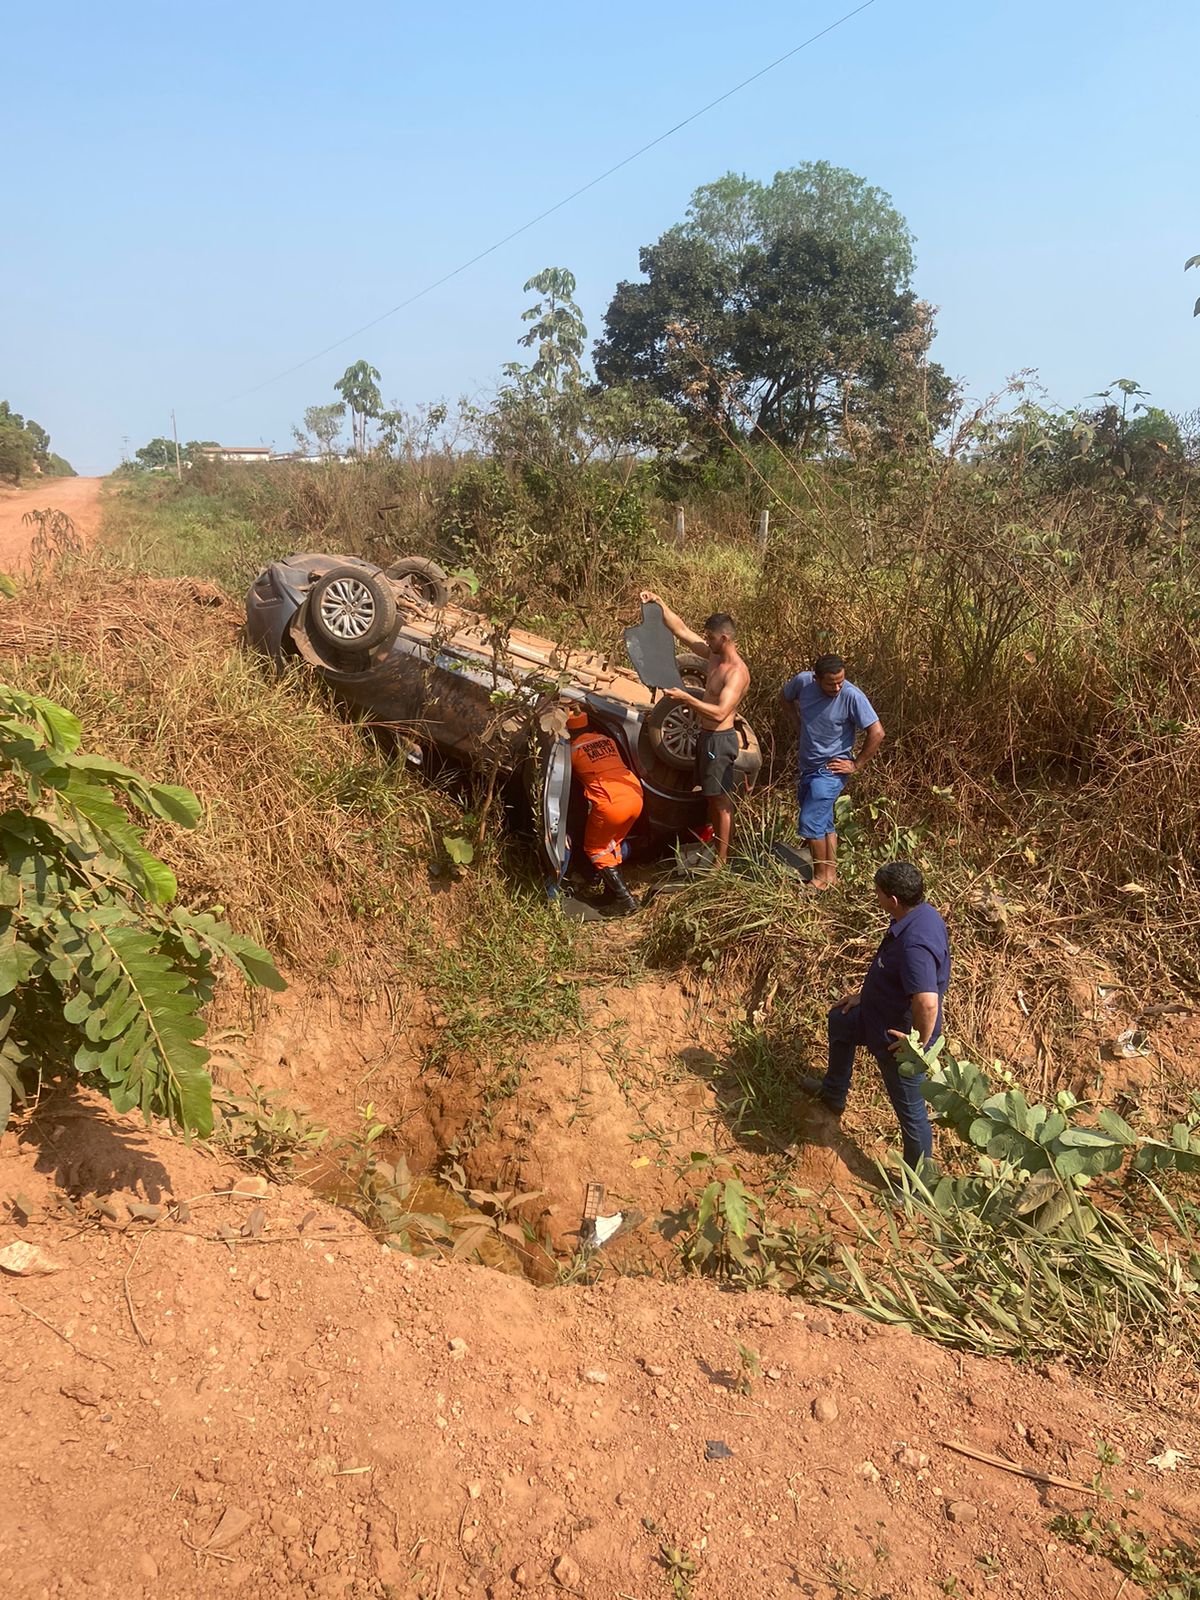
170;410;182;481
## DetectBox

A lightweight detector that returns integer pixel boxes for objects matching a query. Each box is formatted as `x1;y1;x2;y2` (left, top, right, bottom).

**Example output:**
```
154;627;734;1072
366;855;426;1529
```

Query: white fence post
756;508;770;552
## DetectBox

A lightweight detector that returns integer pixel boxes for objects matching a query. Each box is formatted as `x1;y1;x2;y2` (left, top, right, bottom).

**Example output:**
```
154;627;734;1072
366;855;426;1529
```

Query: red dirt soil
0;478;103;570
3;1090;1199;1600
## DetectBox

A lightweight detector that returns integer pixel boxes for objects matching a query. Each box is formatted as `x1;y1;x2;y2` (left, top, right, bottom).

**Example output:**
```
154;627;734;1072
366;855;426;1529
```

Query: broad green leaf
0;928;21;996
172;911;286;992
62;990;93;1026
68;753;150;785
59;772;179;904
696;1180;720;1231
30;696;81;753
723;1178;750;1241
1056;1128;1122;1150
146;784;202;827
442;834;475;867
1038;1110;1068;1144
1097;1108;1137;1144
235;948;286;991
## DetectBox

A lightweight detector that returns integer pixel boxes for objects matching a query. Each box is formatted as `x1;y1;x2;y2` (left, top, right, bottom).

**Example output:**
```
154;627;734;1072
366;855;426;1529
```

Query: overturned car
244;553;762;879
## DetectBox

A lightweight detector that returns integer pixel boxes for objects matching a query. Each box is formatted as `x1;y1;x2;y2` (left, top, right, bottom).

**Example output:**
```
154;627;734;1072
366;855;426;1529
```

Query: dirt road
3;1086;1191;1600
0;475;104;570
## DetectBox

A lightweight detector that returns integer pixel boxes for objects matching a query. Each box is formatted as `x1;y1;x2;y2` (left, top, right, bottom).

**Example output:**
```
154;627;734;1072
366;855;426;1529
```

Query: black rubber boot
598;867;638;916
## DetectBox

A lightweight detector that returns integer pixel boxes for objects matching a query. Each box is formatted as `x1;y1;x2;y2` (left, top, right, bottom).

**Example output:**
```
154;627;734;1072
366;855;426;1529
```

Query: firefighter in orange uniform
565;708;643;915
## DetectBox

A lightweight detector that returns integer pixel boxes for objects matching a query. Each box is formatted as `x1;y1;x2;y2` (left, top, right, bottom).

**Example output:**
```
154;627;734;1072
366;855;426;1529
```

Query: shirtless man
638;590;750;863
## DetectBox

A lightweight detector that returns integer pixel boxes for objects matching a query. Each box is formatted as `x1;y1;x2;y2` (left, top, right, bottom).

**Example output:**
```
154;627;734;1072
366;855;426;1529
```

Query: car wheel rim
659;705;699;760
319;577;376;641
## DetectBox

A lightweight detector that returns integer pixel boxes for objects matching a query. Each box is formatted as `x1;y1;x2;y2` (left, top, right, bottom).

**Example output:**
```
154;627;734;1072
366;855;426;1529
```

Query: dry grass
0;540;618;1106
0;556;448;970
84;452;1200;1121
629;443;1199;1111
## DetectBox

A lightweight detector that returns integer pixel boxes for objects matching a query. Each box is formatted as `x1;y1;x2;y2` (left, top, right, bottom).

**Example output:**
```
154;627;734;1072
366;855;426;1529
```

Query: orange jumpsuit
569;731;644;870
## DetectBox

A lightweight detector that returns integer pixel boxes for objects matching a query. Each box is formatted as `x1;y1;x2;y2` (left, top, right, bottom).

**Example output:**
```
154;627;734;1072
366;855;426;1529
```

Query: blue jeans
822;1002;933;1168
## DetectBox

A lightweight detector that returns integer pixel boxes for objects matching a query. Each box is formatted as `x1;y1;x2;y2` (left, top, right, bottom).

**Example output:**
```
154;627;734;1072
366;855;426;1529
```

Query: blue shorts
797;768;845;839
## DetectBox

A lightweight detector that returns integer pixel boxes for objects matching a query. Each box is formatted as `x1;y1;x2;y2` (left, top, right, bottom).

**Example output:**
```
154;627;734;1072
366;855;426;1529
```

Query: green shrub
440;457;656;605
0;680;283;1135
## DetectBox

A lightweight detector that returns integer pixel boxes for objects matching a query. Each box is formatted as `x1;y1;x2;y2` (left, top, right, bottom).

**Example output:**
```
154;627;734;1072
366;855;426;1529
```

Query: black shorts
696;728;742;797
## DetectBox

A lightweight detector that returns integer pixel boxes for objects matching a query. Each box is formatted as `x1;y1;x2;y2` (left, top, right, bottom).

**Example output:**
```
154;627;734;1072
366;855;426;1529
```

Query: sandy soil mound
2;1092;1198;1600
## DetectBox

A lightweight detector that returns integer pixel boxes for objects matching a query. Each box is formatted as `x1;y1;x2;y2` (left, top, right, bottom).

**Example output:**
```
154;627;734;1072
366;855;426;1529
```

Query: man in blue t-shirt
798;861;950;1170
781;653;884;889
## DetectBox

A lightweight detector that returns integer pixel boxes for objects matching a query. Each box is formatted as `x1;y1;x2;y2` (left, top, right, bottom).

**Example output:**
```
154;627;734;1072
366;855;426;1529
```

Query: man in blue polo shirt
799;861;950;1170
781;653;884;889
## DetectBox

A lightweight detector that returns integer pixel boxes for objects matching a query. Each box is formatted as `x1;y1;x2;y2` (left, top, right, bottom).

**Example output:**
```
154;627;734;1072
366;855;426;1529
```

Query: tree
294;402;346;457
134;437;178;472
513;267;586;392
486;266;684;471
973;378;1189;549
23;421;50;462
375;401;451;462
0;415;34;484
594;163;949;453
444;267;684;601
591;231;737;438
183;440;221;462
131;438;218;472
335;360;383;454
684;163;915;284
0;401;71;482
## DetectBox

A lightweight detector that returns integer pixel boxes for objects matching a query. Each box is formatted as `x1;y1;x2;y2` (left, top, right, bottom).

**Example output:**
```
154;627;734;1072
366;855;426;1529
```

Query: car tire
307;566;398;653
384;556;451;607
675;651;707;690
643;696;700;773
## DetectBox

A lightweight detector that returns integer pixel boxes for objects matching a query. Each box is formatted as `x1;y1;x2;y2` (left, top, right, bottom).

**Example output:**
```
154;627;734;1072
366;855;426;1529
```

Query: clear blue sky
5;0;1197;474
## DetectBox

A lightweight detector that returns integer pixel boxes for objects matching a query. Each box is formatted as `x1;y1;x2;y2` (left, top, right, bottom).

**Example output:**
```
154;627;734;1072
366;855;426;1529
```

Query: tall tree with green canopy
594;162;951;454
0;402;74;483
685;162;916;282
335;360;383;454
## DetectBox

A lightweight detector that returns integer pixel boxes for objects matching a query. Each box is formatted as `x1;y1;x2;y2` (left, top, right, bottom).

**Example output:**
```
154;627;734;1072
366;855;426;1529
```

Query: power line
219;0;879;406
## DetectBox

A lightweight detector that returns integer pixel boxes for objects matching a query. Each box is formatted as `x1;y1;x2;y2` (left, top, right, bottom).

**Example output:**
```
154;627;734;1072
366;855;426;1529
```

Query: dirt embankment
0;477;104;570
3;1090;1199;1600
3;518;1199;1599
